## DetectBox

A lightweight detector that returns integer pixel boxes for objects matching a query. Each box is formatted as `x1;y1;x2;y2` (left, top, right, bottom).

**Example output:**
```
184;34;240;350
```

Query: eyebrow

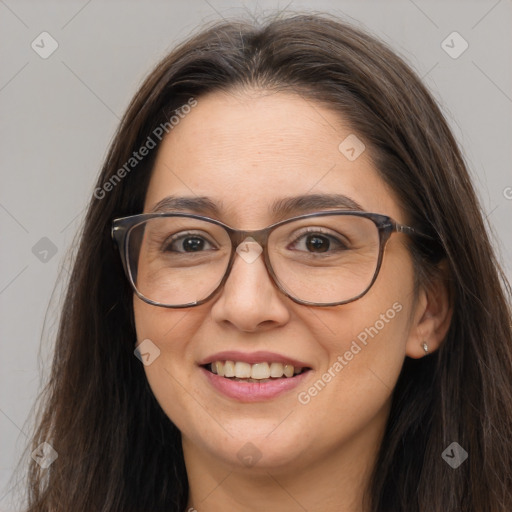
149;193;365;218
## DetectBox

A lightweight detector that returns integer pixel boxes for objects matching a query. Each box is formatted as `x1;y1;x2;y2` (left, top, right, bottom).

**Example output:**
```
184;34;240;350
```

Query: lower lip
200;367;311;402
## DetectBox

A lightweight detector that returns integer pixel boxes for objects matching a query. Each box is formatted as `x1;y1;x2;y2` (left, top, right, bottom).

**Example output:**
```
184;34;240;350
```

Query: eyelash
288;228;348;253
163;231;217;253
161;228;348;254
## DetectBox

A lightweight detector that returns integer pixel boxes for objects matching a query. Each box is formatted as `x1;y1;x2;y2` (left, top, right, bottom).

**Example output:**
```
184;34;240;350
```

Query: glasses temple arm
394;222;435;240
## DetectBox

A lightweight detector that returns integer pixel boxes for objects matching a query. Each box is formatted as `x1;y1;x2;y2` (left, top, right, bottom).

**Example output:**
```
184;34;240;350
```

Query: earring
422;342;429;354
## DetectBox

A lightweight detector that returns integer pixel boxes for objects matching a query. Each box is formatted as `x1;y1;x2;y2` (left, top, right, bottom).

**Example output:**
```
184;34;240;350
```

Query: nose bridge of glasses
227;226;270;252
221;226;282;304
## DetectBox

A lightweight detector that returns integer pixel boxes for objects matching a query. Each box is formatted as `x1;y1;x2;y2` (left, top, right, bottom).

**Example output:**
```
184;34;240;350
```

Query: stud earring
422;342;429;354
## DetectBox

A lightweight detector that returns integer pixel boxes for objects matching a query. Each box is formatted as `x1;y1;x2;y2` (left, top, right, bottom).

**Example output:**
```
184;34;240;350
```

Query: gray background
1;0;511;509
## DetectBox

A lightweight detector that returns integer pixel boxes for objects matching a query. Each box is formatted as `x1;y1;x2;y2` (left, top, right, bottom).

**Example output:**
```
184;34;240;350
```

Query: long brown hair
21;13;512;512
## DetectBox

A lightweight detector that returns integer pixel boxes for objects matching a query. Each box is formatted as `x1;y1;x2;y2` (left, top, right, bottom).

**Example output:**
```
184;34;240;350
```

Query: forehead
144;90;402;227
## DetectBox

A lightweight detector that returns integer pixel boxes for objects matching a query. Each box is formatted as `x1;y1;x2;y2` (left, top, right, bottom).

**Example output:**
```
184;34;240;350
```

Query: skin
133;89;452;512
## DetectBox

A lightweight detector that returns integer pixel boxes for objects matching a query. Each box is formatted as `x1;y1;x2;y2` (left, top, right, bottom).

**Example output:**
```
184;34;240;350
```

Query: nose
209;241;291;332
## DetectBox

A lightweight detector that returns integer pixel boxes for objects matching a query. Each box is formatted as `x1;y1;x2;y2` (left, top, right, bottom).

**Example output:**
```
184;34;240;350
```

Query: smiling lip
198;350;312;402
200;366;311;402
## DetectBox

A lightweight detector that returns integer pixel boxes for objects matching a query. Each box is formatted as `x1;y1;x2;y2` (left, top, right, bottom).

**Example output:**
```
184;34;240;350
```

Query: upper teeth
210;361;303;379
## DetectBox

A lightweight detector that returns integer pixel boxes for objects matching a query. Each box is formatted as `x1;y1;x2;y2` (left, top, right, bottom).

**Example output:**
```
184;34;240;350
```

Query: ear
406;260;453;358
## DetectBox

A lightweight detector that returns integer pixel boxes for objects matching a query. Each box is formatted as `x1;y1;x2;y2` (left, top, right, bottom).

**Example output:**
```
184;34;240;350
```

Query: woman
24;13;512;512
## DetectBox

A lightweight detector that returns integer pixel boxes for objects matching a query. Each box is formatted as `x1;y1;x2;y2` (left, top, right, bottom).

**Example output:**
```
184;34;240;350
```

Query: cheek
304;300;408;393
292;302;410;448
133;295;208;349
300;249;415;409
133;300;189;354
132;299;204;424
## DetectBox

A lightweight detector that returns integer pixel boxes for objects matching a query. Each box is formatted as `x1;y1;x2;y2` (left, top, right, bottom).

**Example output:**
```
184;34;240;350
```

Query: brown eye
163;232;216;253
288;228;348;254
305;234;330;253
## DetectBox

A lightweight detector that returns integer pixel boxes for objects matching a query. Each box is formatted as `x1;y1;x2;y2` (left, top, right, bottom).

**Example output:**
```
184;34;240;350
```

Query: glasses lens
126;217;231;306
268;214;380;304
124;213;381;307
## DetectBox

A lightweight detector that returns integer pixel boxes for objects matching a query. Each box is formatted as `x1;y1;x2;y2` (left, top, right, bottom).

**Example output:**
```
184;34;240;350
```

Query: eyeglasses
111;211;428;308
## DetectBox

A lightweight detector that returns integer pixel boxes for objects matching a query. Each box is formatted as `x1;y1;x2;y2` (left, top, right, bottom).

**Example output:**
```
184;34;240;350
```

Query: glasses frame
112;210;428;308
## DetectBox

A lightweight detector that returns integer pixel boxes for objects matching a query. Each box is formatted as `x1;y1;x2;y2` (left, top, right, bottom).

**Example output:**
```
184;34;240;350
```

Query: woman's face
133;90;422;475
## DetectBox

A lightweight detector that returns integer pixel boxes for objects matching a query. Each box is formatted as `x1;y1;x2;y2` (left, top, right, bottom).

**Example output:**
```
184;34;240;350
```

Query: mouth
199;352;313;402
202;360;312;383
